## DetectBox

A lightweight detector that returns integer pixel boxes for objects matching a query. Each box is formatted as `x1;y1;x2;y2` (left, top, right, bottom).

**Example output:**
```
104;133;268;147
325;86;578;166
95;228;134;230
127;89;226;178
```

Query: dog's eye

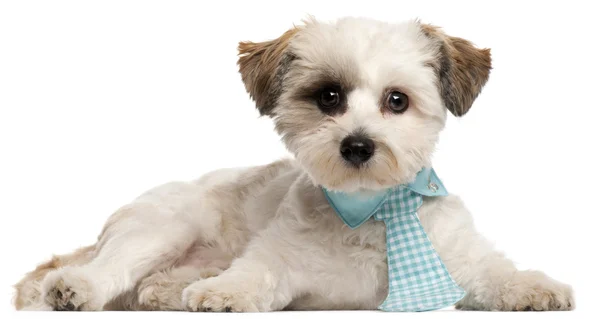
318;87;340;109
387;91;409;113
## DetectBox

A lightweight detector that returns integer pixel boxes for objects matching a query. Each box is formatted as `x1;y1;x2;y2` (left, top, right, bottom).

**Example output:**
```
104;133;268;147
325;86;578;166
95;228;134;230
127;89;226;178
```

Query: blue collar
322;168;448;229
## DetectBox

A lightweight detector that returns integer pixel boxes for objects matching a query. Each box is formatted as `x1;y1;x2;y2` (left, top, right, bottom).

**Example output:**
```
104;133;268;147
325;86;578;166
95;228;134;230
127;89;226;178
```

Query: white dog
15;17;574;312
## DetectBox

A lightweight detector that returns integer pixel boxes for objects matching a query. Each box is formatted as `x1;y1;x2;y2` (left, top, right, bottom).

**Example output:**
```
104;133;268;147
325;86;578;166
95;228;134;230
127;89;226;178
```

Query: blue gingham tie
373;186;465;311
323;168;465;311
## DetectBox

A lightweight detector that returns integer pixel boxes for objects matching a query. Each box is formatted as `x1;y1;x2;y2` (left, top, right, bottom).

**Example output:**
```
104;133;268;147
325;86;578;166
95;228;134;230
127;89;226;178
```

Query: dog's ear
421;24;492;117
238;28;298;116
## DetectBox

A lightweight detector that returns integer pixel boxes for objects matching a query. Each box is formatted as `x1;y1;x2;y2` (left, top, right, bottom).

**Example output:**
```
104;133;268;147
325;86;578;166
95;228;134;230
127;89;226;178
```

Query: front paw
499;270;574;311
137;272;188;311
40;267;103;311
138;267;222;310
182;277;266;312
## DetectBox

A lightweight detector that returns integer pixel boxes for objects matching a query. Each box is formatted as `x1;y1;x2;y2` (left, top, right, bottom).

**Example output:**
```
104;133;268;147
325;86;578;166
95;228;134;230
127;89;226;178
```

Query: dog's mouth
294;133;412;192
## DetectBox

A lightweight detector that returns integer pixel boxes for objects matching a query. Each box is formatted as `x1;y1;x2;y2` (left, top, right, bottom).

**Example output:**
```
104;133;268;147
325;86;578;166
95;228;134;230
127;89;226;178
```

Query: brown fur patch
421;24;492;116
238;28;299;116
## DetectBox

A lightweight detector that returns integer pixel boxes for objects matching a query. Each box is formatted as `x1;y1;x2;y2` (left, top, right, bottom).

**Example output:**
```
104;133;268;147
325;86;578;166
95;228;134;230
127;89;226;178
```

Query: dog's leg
181;227;297;312
40;211;196;311
420;195;574;311
39;182;204;311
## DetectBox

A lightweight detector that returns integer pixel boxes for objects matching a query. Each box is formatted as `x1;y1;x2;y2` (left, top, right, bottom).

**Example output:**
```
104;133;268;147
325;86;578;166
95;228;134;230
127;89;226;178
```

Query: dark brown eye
318;87;340;109
387;91;409;113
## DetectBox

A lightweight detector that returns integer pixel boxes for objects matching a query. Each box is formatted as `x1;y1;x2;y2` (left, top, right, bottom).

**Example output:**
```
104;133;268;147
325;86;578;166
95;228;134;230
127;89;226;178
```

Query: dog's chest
299;204;391;306
339;219;387;252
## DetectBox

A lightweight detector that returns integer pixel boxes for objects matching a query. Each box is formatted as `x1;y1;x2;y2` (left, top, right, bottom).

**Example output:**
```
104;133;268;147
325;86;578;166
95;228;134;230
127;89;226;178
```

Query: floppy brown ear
422;24;492;117
238;28;298;116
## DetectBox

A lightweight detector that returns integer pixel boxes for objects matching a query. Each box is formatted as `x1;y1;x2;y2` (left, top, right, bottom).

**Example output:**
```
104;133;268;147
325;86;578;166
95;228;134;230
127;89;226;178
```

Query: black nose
340;135;375;165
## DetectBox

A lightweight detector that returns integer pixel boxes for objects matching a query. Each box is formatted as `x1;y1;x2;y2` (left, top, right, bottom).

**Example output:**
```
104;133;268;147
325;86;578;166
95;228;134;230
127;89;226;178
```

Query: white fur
17;17;573;312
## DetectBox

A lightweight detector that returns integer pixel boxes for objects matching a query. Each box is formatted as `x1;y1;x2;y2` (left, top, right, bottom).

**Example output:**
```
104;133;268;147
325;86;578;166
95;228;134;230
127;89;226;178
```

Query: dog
14;17;574;312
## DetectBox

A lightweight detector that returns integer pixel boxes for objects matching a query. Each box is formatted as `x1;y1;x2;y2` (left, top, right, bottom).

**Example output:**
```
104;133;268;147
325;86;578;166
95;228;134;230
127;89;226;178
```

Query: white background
1;0;599;318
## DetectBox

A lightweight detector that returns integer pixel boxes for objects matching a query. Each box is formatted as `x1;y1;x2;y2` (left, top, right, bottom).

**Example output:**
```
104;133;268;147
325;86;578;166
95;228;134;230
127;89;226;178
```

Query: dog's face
238;18;491;192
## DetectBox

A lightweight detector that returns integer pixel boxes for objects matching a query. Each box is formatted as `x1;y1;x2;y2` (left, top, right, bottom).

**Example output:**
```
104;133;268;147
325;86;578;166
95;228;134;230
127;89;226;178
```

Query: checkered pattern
373;187;465;312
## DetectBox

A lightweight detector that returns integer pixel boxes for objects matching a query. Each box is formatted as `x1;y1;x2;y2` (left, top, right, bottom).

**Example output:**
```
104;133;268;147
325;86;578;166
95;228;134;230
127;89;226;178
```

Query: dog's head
238;17;491;192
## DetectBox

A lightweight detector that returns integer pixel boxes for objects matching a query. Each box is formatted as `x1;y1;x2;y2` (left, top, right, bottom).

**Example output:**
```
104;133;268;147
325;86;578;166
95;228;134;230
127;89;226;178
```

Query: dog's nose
340;135;375;165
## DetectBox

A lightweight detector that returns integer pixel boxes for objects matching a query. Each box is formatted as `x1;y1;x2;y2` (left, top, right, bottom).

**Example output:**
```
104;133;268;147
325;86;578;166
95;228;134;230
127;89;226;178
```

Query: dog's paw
182;277;265;312
40;267;103;311
497;270;574;311
138;267;223;310
137;272;182;311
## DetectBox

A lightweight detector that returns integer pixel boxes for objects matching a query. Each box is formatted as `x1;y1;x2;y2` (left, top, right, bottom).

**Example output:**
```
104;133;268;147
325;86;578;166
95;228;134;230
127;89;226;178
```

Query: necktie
323;168;465;311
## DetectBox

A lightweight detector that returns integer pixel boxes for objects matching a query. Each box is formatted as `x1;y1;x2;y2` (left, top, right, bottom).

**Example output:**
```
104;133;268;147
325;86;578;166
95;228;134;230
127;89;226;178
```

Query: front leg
182;230;295;312
419;195;574;311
